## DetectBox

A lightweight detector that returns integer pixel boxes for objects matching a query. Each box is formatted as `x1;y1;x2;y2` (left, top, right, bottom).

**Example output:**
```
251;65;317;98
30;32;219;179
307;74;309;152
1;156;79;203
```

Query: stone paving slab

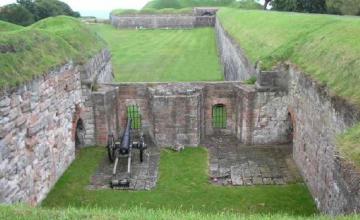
203;135;302;186
88;136;159;190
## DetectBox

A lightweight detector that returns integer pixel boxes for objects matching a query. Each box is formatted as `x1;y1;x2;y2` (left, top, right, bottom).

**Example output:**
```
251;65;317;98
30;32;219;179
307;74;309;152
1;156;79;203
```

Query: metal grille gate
127;105;141;129
212;104;227;128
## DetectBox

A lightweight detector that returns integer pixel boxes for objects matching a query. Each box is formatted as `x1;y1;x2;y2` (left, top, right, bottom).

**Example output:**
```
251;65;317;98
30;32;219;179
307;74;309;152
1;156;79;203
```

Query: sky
0;0;266;18
0;0;151;18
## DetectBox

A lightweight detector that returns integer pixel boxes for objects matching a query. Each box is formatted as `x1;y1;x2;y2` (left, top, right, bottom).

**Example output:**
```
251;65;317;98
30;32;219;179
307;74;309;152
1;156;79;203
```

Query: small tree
272;0;326;13
326;0;360;15
17;1;37;16
264;0;272;9
35;0;80;20
0;4;35;26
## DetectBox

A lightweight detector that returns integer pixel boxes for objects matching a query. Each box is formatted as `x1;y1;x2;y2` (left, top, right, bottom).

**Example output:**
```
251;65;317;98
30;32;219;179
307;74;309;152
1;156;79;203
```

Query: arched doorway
287;112;295;143
75;118;85;149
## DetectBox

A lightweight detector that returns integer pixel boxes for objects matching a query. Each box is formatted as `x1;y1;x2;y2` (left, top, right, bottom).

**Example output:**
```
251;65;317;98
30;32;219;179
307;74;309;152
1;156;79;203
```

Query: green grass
42;147;317;215
111;8;193;16
89;24;223;82
31;16;105;62
218;8;360;167
3;206;360;220
0;16;104;89
337;124;360;167
218;8;360;106
0;20;22;32
2;206;360;220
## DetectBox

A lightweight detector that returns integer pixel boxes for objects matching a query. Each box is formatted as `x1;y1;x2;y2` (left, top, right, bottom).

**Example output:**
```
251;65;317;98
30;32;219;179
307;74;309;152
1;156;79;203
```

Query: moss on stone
337;124;360;167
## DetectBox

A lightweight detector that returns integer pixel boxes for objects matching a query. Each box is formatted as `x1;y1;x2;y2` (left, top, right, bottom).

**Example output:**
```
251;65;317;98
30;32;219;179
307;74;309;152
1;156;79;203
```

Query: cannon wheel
107;134;116;163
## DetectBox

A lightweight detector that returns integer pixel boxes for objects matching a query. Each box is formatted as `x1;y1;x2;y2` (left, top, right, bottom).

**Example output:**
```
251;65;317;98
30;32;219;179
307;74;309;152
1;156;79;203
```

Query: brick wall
282;63;360;214
0;49;113;205
93;82;288;148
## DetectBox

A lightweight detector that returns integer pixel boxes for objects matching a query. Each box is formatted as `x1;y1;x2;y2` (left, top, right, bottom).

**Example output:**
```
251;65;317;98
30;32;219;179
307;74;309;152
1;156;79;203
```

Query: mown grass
218;7;360;167
218;8;360;105
0;16;104;89
2;205;360;220
89;24;223;82
42;147;316;215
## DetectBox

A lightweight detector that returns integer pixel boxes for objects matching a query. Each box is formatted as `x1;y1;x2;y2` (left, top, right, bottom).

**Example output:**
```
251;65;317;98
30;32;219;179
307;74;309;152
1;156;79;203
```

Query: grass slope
0;16;104;89
89;24;223;82
218;8;360;167
0;20;22;32
43;147;316;215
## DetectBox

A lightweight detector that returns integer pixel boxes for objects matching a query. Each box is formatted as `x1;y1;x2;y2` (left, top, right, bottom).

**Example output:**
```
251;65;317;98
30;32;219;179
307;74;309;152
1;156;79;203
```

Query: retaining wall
282;64;360;214
110;14;215;29
0;49;113;205
215;19;256;81
215;17;360;213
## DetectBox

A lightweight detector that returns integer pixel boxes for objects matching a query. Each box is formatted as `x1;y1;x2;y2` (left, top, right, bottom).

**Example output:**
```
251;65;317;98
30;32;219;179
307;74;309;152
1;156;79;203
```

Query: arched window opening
287;112;294;143
212;104;227;129
127;105;142;129
75;118;85;149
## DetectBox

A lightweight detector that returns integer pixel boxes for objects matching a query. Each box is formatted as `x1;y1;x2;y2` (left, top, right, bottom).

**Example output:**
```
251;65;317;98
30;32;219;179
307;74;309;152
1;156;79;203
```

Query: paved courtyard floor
203;135;302;186
88;136;159;190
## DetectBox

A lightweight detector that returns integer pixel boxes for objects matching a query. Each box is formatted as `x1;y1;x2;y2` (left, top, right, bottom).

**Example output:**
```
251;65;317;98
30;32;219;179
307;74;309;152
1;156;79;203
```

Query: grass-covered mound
89;24;222;82
0;21;22;32
217;8;360;166
0;16;104;89
2;206;360;220
111;8;193;16
43;147;316;215
218;8;360;106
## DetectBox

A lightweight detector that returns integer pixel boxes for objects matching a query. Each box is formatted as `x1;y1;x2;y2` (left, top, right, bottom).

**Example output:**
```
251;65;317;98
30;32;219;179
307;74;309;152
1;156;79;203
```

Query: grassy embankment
217;8;360;167
42;147;316;215
89;24;223;82
0;16;104;89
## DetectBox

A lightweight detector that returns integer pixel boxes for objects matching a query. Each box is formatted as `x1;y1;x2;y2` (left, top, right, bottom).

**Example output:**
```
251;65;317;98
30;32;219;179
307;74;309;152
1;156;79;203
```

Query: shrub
0;4;35;26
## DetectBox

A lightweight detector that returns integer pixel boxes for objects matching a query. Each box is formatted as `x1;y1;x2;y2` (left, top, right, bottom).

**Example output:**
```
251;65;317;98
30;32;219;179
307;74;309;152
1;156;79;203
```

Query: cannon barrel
119;118;132;155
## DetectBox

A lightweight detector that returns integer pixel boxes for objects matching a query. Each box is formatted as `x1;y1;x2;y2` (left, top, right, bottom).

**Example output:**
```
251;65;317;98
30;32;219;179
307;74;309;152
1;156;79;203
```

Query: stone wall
93;82;289;148
110;14;215;29
80;49;114;146
149;85;203;147
0;49;113;205
281;64;360;214
111;14;197;29
215;19;256;81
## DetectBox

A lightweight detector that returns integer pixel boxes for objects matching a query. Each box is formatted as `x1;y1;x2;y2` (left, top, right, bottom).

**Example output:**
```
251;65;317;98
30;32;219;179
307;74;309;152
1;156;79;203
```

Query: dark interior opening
287;112;294;143
75;118;85;149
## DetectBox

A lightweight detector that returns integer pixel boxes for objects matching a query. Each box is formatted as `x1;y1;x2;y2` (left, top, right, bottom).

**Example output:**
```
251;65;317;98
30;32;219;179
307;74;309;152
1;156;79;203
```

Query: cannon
107;118;147;188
